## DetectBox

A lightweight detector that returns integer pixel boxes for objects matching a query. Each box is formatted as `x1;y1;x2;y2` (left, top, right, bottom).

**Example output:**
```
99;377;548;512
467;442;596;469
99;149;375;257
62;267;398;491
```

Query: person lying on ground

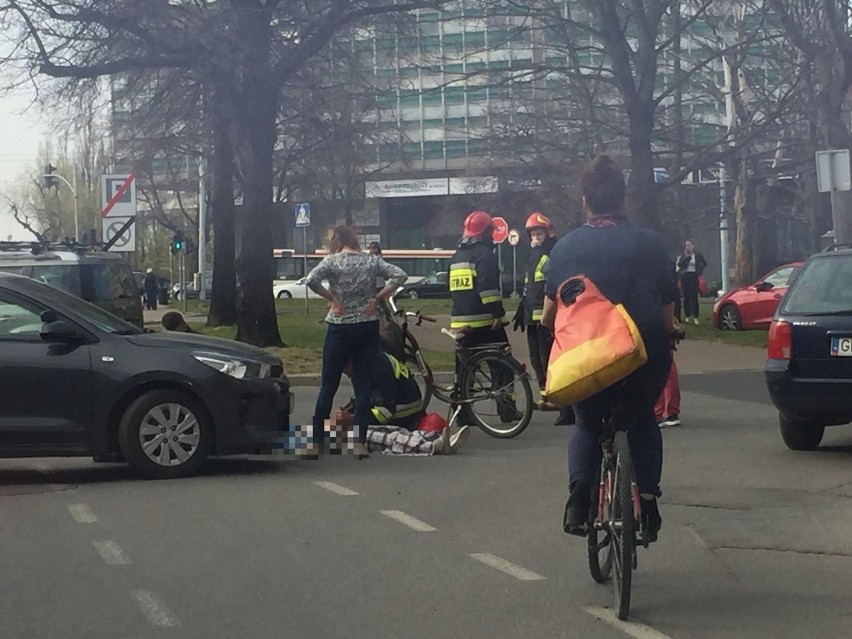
161;311;195;333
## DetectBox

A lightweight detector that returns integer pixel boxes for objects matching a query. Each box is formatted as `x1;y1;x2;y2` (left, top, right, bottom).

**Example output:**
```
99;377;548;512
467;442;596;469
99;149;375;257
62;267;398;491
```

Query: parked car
713;262;805;330
400;272;448;299
0;242;143;327
765;248;852;450
0;272;292;478
273;277;326;300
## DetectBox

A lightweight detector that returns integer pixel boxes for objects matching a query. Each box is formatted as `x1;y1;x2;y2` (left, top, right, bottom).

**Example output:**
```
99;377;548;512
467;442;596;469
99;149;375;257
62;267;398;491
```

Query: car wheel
779;414;825;451
719;304;742;331
277;290;292;299
408;290;420;299
118;389;213;479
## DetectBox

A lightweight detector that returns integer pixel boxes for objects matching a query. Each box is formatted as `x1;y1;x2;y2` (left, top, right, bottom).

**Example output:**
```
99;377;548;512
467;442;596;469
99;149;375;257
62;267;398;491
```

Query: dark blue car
765;246;852;449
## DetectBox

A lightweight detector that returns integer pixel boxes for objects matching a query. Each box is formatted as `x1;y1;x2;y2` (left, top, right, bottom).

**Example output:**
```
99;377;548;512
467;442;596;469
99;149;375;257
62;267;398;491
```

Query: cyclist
542;155;677;542
513;212;575;426
449;210;520;423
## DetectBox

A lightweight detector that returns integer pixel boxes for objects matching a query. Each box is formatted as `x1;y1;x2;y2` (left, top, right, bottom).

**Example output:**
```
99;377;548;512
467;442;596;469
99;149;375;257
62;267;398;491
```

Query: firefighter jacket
449;239;506;329
370;352;424;427
522;237;557;324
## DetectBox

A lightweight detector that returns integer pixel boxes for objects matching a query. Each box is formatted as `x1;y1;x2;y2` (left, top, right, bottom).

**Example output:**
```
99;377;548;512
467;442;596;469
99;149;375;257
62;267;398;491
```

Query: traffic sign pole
507;228;520;299
303;227;308;315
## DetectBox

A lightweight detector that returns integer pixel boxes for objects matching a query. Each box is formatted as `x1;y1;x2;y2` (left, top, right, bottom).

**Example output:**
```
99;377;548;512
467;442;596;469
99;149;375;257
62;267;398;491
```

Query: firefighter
449;210;520;423
512;212;575;425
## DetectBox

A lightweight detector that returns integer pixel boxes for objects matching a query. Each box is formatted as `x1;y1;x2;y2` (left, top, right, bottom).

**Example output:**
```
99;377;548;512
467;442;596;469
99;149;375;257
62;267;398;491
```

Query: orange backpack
545;276;647;407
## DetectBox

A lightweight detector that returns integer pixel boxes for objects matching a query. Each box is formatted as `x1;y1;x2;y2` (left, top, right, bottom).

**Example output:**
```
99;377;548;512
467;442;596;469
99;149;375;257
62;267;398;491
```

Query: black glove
512;298;526;333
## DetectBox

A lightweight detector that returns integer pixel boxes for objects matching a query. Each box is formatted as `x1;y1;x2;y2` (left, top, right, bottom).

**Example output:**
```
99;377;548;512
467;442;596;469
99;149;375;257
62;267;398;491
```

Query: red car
713;262;805;330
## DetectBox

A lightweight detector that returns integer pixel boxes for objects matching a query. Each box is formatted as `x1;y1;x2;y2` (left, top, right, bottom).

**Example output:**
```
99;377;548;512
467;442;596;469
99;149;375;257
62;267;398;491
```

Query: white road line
92;540;131;565
68;504;99;524
314;481;359;496
584;607;674;639
131;590;181;628
380;510;437;532
468;553;545;581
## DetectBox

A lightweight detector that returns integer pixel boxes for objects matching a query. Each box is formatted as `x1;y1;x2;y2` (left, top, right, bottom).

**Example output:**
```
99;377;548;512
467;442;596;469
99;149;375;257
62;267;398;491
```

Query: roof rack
821;243;852;253
0;239;102;255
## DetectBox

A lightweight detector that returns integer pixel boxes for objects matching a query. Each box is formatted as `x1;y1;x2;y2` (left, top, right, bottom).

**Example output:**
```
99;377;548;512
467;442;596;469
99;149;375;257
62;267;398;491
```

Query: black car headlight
192;352;273;380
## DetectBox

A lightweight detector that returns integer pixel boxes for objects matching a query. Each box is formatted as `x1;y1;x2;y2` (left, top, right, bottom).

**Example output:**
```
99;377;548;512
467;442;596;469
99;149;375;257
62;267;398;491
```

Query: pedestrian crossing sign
295;203;311;227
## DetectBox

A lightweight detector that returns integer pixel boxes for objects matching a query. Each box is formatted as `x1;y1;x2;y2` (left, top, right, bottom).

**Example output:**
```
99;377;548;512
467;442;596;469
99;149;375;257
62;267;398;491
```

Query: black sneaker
562;482;591;537
641;498;662;543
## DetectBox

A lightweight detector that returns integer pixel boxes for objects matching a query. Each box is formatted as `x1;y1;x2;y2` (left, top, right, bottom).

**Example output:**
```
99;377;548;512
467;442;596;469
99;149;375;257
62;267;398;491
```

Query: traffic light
171;229;185;254
44;164;58;189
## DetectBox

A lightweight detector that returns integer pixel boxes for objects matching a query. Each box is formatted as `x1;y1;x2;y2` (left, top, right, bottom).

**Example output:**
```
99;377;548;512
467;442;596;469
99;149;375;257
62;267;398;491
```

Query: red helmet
525;212;555;238
463;210;493;238
417;412;448;433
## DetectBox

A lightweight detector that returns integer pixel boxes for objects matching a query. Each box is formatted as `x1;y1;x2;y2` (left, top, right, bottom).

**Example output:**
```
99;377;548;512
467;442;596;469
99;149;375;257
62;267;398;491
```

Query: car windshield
12;276;142;335
783;256;852;315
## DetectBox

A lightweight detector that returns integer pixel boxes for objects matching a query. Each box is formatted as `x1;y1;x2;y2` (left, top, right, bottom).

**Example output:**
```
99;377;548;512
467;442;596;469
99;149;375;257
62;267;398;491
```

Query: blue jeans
313;321;380;445
568;346;671;497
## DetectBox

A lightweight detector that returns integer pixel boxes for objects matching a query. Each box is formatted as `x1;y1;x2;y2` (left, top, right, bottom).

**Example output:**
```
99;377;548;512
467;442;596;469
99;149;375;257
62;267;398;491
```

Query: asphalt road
2;371;852;639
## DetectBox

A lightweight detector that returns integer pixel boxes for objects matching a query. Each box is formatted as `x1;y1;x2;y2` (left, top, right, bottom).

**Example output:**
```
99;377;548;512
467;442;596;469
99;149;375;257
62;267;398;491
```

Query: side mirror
755;281;774;292
41;320;84;344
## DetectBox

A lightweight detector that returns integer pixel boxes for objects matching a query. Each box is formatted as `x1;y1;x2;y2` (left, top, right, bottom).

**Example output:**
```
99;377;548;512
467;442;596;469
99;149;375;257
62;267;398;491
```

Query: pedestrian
329;351;471;456
449;211;520;423
541;154;678;542
143;268;159;311
655;318;683;428
512;212;575;426
161;311;195;333
306;225;408;459
677;240;707;325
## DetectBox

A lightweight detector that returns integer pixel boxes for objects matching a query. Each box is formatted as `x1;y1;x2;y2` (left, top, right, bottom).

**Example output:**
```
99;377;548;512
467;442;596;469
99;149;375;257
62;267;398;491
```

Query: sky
0;87;47;241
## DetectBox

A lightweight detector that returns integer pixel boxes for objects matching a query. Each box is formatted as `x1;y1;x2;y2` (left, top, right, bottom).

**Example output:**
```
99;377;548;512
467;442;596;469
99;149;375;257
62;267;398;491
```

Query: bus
272;248;454;284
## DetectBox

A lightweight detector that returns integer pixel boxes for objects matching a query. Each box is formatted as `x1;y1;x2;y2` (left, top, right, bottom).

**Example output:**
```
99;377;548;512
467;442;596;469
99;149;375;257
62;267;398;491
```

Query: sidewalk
143;306;207;327
406;314;766;375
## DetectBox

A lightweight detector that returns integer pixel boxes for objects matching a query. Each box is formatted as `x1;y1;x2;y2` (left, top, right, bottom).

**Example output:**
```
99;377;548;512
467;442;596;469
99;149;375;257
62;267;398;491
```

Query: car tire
118;389;213;479
277;291;292;299
779;414;825;451
719;304;742;331
408;290;420;299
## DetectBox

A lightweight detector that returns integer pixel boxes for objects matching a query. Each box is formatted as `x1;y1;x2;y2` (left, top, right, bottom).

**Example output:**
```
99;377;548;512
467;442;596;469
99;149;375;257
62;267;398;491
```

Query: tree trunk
627;109;660;229
734;165;757;286
233;3;283;347
207;79;238;327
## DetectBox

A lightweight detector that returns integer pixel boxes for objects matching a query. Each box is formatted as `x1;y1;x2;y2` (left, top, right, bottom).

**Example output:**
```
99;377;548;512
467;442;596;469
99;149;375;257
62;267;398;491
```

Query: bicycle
579;395;653;621
385;294;534;438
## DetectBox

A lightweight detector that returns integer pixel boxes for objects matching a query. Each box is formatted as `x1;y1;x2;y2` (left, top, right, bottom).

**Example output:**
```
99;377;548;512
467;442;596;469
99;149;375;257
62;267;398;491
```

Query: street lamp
43;164;79;241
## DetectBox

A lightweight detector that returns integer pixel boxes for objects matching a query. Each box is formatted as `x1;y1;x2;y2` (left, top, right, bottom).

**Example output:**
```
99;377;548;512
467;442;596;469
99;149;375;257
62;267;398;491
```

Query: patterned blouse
305;252;408;324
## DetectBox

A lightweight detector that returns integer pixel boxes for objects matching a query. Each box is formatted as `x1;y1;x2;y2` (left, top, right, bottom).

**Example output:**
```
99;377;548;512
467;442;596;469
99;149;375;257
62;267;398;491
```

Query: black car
402;272;449;299
765;247;852;450
0;273;292;479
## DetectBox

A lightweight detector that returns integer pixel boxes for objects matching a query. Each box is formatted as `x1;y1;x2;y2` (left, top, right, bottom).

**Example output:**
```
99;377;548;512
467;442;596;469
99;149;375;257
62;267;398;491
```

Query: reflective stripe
481;295;501;305
386;353;409;379
371;406;393;424
451;261;475;269
450;314;505;329
450;267;476;277
395;401;423;418
534;255;548;282
531;309;543;321
479;288;500;299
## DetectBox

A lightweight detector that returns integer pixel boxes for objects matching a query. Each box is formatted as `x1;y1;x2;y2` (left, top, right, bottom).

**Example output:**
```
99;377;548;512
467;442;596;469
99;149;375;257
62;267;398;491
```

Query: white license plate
830;337;852;357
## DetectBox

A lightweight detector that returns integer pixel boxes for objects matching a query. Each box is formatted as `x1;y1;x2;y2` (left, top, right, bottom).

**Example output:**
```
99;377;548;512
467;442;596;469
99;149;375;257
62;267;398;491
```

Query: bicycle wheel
402;348;433;414
588;472;612;584
611;431;636;620
459;350;533;438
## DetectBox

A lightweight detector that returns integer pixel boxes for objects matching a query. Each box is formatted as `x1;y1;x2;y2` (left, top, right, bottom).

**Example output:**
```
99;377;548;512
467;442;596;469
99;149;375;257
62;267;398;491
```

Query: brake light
768;320;792;360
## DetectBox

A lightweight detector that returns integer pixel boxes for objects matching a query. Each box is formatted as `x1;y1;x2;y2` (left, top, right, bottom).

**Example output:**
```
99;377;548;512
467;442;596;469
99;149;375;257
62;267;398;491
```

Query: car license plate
830;337;852;356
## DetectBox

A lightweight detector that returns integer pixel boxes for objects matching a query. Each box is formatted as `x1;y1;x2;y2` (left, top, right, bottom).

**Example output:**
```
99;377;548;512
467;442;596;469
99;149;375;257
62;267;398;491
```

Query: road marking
131;590;180;628
314;481;359;496
468;553;545;581
380;510;437;532
92;540;131;565
584;607;674;639
68;504;99;524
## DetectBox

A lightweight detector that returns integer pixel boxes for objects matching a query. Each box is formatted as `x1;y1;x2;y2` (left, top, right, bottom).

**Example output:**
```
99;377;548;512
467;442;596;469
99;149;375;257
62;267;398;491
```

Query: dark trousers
456;326;515;418
144;290;158;310
313;321;380;445
526;323;552;389
568;349;671;497
681;272;699;319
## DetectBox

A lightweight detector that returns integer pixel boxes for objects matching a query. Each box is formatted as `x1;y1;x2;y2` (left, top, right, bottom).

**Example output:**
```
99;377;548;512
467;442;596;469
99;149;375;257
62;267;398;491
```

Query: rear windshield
30;262;138;303
782;256;852;314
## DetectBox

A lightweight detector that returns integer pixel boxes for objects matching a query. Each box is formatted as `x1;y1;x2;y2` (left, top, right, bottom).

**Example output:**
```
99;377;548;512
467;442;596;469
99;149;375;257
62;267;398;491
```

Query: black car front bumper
765;360;852;425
